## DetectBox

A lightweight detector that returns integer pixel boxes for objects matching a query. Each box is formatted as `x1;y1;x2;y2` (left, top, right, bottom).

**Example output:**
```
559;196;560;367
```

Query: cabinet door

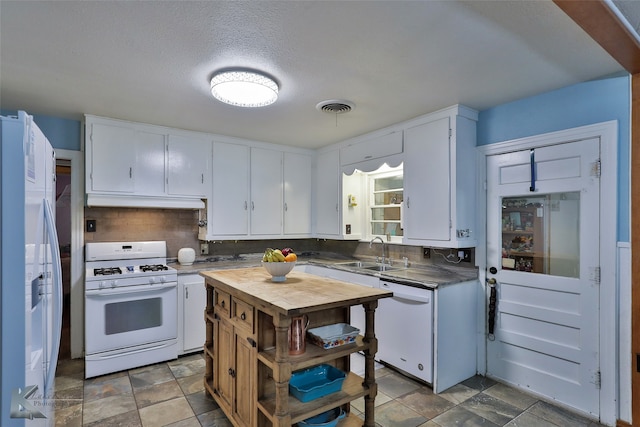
315;150;340;236
283;152;312;235
250;147;282;235
214;318;233;412
403;117;451;242
234;327;256;427
88;123;135;192
211;142;250;235
183;279;206;353
167;134;211;197
134;130;166;196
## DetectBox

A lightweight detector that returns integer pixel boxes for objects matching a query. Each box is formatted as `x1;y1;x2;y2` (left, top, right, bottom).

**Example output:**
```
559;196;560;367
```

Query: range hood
86;194;205;210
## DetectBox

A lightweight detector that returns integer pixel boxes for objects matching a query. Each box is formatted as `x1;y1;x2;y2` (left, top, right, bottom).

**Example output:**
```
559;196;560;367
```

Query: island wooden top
200;267;392;316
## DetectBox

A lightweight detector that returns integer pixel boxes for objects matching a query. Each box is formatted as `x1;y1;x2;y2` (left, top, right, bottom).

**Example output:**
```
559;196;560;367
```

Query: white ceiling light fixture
210;70;279;108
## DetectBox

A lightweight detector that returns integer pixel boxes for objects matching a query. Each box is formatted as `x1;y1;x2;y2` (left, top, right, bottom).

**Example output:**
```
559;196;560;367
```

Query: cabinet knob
228;368;236;378
240;312;246;321
220;300;225;308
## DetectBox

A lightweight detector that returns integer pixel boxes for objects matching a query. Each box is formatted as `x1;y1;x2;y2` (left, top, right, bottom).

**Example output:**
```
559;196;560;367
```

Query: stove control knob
149;277;157;284
160;275;167;283
110;280;117;288
99;281;106;289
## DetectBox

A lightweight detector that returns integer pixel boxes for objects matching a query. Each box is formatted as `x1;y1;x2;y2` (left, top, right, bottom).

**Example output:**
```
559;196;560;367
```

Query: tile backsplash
83;207;475;268
84;207;200;257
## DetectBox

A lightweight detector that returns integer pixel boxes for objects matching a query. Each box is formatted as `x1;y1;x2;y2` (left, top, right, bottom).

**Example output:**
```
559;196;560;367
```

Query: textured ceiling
0;1;627;149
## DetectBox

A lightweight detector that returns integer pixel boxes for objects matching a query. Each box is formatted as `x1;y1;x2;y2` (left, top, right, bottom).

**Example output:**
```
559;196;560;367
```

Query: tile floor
52;353;606;427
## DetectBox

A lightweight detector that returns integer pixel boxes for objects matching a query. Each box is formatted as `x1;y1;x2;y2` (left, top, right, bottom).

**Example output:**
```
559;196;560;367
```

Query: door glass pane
501;193;580;278
105;297;163;335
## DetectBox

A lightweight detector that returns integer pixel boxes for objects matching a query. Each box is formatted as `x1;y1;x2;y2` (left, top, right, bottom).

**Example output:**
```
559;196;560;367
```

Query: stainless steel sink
335;261;375;268
335;261;400;272
361;264;400;272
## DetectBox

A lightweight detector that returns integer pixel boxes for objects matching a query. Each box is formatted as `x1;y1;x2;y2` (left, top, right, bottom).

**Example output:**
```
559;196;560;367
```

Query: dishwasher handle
380;282;432;303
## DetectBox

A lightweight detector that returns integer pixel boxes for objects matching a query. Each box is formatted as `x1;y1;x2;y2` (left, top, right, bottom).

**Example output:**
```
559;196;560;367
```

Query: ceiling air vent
316;99;355;114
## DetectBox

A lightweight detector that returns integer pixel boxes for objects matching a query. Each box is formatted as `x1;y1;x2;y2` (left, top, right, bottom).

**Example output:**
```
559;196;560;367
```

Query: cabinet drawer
214;289;231;317
232;298;254;332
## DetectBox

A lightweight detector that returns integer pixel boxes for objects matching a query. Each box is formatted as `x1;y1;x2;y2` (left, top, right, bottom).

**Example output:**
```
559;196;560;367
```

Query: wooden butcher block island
200;267;392;427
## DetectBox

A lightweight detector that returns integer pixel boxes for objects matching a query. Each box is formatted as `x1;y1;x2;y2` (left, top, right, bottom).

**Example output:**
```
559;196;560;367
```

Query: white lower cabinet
178;274;207;355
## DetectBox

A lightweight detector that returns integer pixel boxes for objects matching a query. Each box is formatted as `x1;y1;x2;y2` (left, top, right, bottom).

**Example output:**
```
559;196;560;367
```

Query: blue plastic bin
289;364;347;402
297;407;346;426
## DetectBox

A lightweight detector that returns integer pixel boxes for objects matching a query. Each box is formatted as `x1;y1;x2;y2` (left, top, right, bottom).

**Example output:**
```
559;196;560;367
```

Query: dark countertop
169;252;478;288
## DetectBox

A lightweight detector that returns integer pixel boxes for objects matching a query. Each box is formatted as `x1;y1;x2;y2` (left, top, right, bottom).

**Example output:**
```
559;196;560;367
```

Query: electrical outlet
200;243;209;255
345;224;351;234
423;247;431;258
459;249;472;263
86;219;96;232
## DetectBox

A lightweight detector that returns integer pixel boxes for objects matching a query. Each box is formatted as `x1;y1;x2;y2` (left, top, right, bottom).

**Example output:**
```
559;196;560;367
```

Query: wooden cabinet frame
202;268;391;427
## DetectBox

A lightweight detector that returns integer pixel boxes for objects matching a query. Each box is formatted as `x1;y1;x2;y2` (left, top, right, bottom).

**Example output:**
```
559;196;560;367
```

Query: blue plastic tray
289;364;346;402
298;407;346;426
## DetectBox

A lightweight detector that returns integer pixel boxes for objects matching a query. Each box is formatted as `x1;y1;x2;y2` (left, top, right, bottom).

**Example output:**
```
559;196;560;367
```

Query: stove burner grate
140;264;169;272
94;267;122;276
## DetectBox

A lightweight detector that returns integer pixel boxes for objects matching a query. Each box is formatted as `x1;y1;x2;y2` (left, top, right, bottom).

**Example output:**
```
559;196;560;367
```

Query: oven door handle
86;282;177;297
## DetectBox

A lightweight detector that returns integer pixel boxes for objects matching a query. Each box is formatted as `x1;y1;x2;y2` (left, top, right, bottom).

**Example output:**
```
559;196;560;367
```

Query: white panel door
134;130;166;196
167;134;210;197
89;123;135;192
403;117;451;242
211;142;249;235
315;150;340;236
283;152;312;235
183;278;206;353
486;138;600;417
250;147;282;235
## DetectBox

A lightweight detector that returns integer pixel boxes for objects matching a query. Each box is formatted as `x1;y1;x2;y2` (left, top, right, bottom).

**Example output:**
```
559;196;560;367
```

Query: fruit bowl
262;261;296;282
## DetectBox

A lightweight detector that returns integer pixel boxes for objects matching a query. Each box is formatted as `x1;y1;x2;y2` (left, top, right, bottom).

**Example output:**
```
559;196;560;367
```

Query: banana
263;248;275;262
272;249;285;262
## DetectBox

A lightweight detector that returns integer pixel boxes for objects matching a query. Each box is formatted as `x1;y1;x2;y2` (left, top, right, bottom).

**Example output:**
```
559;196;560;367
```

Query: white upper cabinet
315;150;340;236
340;131;403;169
135;130;167;196
87;122;136;193
209;142;250;236
403;105;478;247
250;147;283;235
167;134;211;197
283;152;312;236
200;143;314;241
404;117;451;241
85;115;204;209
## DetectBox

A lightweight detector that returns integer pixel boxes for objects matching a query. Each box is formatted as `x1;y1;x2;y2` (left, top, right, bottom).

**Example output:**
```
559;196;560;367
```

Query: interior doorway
55;160;72;359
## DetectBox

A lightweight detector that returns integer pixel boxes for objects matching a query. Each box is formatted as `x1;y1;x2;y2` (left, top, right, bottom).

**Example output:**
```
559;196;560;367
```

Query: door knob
487;278;497;285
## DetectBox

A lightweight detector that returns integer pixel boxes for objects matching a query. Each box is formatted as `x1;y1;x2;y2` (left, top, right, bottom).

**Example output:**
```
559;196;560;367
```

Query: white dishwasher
376;279;434;384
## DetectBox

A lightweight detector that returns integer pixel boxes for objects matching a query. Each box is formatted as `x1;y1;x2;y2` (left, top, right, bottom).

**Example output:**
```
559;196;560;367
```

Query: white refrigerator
1;111;63;426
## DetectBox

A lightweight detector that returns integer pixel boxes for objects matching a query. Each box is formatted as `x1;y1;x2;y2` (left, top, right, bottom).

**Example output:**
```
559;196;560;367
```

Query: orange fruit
284;253;297;262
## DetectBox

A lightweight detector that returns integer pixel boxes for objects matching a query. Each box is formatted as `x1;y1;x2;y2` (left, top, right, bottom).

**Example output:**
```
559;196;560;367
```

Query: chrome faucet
369;236;386;265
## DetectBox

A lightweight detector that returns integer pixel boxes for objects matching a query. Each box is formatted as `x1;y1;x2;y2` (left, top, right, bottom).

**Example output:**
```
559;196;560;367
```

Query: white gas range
84;241;178;378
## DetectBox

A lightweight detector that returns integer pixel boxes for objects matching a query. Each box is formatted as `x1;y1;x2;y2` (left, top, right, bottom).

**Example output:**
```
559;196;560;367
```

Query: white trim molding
55;148;84;359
